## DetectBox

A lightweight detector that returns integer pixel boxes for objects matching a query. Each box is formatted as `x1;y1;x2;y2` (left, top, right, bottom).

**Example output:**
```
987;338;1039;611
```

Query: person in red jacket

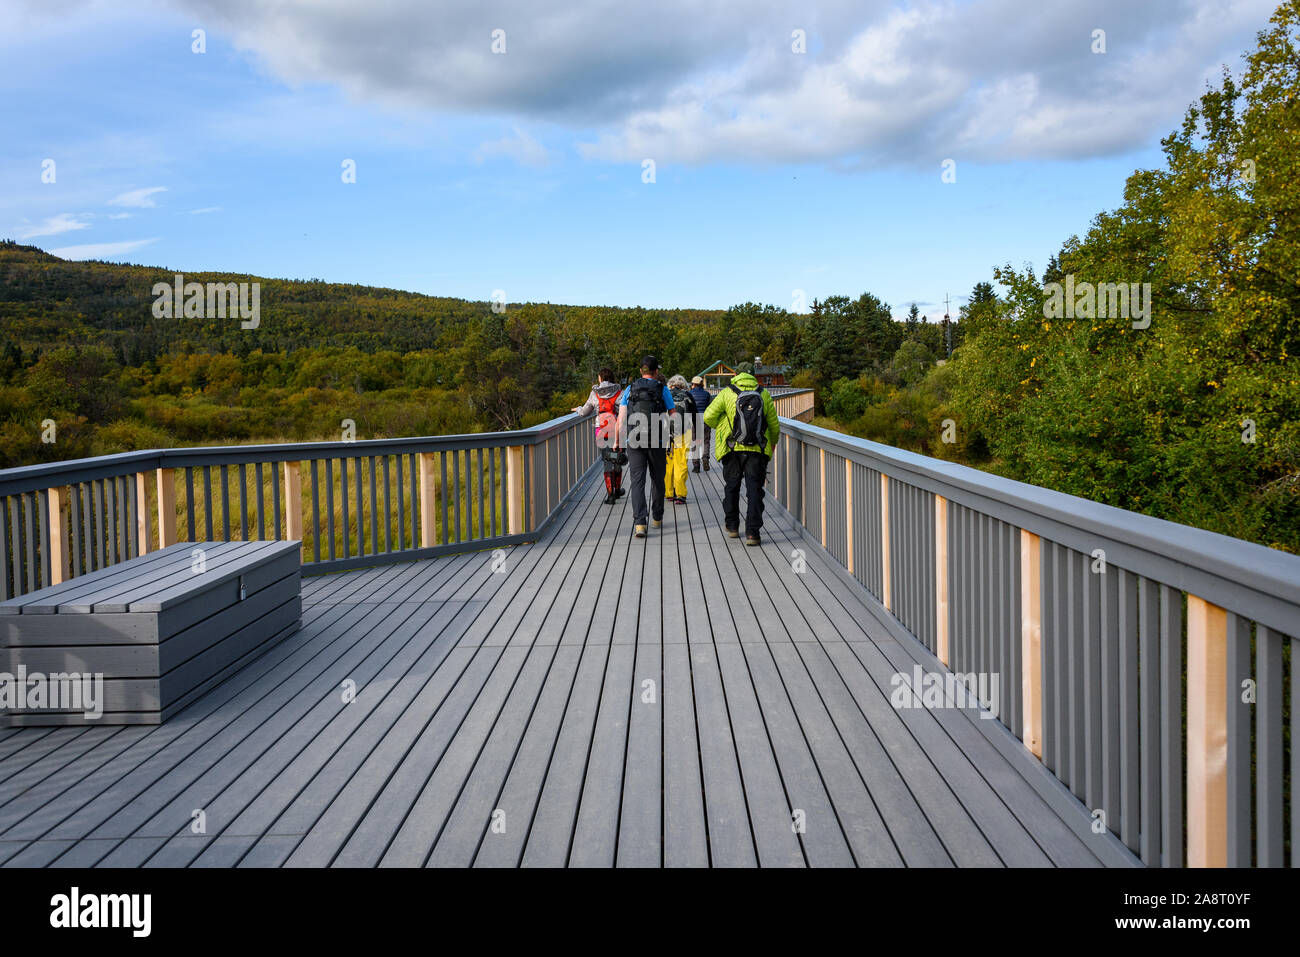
573;368;626;504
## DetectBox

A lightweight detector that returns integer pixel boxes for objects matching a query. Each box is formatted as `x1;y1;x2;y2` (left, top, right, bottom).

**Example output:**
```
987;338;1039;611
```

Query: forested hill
0;241;728;363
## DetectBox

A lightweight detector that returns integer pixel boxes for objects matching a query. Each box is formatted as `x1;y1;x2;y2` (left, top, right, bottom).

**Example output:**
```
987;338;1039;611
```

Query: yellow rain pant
665;435;690;499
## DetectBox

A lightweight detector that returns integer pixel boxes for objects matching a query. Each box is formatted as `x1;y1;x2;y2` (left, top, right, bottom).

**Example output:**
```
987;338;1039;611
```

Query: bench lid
0;541;300;614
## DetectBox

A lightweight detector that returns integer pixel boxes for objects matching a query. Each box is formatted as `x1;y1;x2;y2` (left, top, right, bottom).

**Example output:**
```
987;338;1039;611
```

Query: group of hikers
573;355;780;545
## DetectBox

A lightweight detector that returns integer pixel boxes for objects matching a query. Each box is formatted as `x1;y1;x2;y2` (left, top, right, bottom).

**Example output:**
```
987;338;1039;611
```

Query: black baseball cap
641;355;659;371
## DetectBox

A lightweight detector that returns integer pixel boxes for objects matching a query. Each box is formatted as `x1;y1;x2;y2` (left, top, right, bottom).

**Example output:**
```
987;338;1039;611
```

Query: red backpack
595;388;621;446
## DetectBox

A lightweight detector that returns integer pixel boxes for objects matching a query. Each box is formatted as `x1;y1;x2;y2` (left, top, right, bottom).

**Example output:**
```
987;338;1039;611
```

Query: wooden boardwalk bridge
0;389;1294;867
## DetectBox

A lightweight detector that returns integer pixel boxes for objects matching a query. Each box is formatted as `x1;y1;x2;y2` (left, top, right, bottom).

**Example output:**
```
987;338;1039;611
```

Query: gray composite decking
0;466;1120;867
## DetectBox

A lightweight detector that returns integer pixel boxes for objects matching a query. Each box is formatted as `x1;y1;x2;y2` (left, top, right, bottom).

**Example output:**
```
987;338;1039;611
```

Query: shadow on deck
0;466;1131;867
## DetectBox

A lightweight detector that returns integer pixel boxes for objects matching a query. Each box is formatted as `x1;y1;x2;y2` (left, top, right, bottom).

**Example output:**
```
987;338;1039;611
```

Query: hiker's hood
594;381;622;398
730;372;758;389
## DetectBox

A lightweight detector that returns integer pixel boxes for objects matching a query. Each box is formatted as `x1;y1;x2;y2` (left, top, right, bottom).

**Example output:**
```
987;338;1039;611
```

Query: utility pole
942;292;953;358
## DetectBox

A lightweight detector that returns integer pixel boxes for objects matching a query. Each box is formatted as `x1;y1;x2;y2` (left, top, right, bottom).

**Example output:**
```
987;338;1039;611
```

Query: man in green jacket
702;371;780;545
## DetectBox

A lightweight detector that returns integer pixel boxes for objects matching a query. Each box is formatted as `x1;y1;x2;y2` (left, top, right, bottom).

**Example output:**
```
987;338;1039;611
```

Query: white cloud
474;127;549;167
189;206;222;214
9;0;1281;170
14;212;90;239
107;212;131;219
47;237;158;260
108;186;167;207
579;0;1279;166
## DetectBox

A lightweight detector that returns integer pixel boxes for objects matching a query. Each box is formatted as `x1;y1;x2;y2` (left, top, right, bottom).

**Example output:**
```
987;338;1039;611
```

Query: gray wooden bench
0;540;301;726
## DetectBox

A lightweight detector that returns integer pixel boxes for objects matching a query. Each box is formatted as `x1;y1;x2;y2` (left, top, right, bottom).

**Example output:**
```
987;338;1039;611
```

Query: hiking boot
652;518;663;528
603;492;616;505
615;488;626;498
634;524;648;538
704;462;711;471
692;464;700;473
675;497;687;505
725;527;739;539
745;533;761;546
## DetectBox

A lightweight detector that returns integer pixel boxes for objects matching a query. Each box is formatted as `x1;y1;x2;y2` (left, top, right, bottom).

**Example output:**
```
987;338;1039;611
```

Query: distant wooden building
697;359;790;390
753;361;790;388
698;361;737;391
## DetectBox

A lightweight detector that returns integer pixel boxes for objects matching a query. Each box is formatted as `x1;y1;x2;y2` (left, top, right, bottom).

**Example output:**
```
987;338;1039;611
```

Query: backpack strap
726;384;740;451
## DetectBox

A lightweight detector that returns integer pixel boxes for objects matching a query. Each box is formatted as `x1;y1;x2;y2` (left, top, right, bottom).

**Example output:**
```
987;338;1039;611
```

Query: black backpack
727;383;766;450
668;386;696;438
626;378;666;416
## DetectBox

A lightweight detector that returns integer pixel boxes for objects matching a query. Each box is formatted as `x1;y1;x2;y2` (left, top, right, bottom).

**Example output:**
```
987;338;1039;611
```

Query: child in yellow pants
665;432;690;502
664;373;696;503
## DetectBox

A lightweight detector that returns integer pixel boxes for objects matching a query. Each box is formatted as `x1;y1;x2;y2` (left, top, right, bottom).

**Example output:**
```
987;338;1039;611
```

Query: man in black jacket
688;375;713;472
614;356;676;538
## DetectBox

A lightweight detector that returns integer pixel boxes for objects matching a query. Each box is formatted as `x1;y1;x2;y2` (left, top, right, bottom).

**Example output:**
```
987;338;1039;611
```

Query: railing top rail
0;412;595;496
709;385;812;395
0;449;165;497
778;417;1300;626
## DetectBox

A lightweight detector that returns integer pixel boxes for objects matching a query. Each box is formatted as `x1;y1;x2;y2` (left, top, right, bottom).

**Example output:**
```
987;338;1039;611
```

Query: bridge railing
769;388;815;422
0;387;818;595
0;413;599;592
771;417;1297;868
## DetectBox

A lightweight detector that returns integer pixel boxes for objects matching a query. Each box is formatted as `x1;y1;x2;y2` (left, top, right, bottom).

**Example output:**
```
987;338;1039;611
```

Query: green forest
2;6;1297;552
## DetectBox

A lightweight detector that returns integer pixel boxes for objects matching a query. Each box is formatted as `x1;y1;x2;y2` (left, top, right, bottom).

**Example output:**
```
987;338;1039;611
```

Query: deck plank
325;477;606;866
431;495;623;866
520;494;634;866
676;491;756;866
685;491;805;867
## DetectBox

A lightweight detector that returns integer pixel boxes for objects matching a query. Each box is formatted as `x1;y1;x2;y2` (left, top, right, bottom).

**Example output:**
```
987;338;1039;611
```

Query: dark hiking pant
627;446;666;525
721;450;768;535
692;426;712;466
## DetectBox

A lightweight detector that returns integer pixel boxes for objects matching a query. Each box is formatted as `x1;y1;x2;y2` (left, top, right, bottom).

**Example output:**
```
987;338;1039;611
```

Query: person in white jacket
572;368;626;504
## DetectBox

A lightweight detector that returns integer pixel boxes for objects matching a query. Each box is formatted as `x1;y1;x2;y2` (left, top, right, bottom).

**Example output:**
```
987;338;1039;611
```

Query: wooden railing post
880;473;891;612
506;446;526;535
418;452;438;546
770;432;779;496
799;442;807;528
1020;529;1043;758
844;459;854;576
46;486;69;585
1187;594;1228;867
156;468;176;547
283;461;303;541
935;495;949;666
819;448;827;546
135;471;150;554
784;438;792;511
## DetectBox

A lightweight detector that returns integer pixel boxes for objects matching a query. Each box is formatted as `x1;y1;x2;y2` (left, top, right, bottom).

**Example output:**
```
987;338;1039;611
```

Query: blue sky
0;0;1279;318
